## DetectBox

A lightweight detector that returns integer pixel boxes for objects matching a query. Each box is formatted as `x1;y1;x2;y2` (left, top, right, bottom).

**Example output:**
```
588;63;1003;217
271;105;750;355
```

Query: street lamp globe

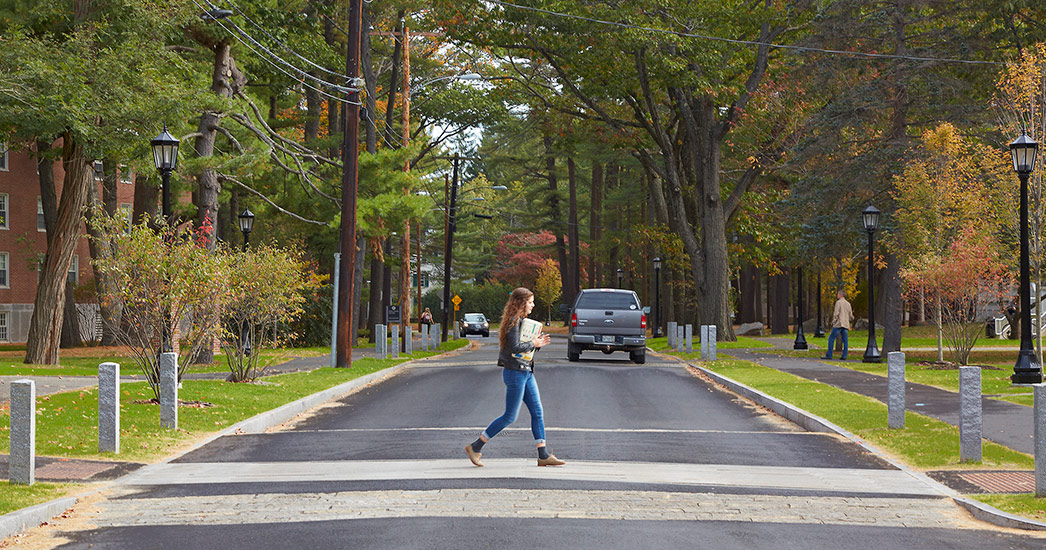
653;257;662;271
862;205;880;233
1010;133;1039;174
238;208;255;251
151;125;179;173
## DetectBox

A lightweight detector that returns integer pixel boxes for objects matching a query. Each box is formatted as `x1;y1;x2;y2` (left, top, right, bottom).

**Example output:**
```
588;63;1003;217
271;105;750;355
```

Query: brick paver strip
958;472;1036;494
34;460;119;480
92;487;972;529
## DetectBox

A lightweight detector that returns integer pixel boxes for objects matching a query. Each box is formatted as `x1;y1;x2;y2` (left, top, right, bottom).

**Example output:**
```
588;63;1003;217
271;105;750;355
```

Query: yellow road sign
454;304;460;311
452;294;462;306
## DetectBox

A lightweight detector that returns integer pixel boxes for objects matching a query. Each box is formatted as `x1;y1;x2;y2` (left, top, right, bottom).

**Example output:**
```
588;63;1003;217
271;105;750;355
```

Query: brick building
0;142;136;343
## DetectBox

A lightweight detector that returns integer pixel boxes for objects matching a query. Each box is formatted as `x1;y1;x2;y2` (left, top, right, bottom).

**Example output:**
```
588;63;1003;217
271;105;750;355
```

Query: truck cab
567;288;647;364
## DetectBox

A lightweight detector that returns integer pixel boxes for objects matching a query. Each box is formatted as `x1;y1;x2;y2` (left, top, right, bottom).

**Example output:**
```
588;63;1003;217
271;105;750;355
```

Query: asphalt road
46;335;1046;549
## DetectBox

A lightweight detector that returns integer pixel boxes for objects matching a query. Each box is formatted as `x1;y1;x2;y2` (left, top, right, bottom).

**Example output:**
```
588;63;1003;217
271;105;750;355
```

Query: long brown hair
499;287;534;347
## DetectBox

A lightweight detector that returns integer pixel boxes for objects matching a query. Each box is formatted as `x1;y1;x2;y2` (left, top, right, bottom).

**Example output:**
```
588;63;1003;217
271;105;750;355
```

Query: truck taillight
641;314;647;329
571;312;578;327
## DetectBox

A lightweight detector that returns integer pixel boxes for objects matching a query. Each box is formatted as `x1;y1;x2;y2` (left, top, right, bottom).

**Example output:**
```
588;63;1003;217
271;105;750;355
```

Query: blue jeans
482;368;546;443
826;327;848;359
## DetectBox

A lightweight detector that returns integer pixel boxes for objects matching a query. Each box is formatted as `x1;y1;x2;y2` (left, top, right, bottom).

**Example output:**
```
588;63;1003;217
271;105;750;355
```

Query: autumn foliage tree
534;259;562;325
893;123;1009;362
902;228;1012;365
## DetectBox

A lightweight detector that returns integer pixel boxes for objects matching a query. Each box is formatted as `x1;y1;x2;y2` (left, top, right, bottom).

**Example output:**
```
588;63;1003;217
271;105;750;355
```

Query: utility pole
399;23;413;349
336;0;362;368
442;155;459;343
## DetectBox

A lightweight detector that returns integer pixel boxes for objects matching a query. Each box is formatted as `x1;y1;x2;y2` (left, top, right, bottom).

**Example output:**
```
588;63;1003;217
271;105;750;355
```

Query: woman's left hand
534;334;551;348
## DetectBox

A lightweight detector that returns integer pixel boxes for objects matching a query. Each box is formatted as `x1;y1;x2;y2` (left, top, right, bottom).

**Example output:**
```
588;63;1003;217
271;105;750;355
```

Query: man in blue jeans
824;290;854;360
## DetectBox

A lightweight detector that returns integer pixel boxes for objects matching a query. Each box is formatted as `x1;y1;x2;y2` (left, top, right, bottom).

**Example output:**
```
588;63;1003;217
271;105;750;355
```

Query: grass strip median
0;340;467;516
697;357;1040;520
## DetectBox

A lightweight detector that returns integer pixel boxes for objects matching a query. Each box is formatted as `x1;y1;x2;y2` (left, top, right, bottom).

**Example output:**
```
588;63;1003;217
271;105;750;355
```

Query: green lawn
700;359;1033;471
0;483;79;517
698;358;1040;521
0;339;467;515
0;347;328;378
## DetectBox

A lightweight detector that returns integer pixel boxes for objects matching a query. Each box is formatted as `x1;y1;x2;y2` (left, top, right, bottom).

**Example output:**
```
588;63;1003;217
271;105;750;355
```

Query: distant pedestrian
823;290;854;360
465;287;565;467
420;307;433;327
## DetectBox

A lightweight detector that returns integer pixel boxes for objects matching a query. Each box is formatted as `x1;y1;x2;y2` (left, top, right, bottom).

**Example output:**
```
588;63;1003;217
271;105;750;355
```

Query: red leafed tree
902;228;1012;365
490;231;559;289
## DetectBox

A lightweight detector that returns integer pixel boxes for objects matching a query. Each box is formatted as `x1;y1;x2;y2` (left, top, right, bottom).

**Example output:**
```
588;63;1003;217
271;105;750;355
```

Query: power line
220;0;348;80
491;0;1003;66
191;0;361;105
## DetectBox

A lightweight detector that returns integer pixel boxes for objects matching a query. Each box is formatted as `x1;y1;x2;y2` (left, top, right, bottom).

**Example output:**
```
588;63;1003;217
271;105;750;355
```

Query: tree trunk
84;162;122;345
352;235;366;346
880;251;903;353
25;136;92;364
543;133;569;296
132;173;158;226
567;156;580;304
739;263;760;324
769;270;791;335
367;246;384;335
589;162;602;288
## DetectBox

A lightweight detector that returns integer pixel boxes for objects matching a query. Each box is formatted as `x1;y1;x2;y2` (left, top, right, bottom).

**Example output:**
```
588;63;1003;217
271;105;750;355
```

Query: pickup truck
567;288;647;364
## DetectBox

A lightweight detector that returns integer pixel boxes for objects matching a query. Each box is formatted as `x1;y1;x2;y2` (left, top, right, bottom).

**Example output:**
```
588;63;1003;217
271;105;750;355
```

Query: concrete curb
689;360;1046;532
0;353;430;542
0;496;78;539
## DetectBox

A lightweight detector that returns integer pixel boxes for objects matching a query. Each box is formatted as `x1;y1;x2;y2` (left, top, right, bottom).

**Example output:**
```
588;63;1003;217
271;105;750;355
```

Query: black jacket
497;319;537;372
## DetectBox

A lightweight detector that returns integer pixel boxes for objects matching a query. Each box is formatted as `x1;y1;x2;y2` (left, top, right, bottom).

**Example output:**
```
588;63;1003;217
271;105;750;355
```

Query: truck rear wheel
567;342;581;362
630;350;646;364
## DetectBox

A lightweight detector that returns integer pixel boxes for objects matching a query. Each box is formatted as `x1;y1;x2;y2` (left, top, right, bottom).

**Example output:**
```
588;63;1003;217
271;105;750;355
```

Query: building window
37;197;46;232
119;164;132;185
0;193;7;230
0;312;7;342
0;252;8;288
93;160;104;181
119;203;133;232
68;254;78;285
0;142;7;171
411;273;430;288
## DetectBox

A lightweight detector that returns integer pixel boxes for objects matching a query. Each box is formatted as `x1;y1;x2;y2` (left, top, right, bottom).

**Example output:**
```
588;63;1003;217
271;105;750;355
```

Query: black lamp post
1010;133;1044;384
814;271;825;338
150;126;179;354
150;125;179;222
238;208;255;251
653;257;662;338
793;266;808;350
617;268;624;289
862;205;881;363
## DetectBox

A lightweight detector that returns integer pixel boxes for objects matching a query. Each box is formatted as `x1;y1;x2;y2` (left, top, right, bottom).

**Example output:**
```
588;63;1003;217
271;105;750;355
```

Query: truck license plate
599;335;615;344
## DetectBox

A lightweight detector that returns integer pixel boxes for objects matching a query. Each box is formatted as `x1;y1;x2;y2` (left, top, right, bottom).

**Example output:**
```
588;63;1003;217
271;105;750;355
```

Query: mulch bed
132;399;215;407
916;361;1003;371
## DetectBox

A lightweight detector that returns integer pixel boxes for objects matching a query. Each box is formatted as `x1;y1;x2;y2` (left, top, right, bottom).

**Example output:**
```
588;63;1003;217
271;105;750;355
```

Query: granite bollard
959;366;982;463
422;326;430;351
376;324;387;359
676;325;684;352
391;325;400;358
99;362;120;453
405;325;413;354
708;325;717;361
1034;383;1046;497
160;352;178;430
667;322;677;348
887;352;905;429
9;379;35;485
432;323;441;347
685;324;693;354
700;325;709;360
